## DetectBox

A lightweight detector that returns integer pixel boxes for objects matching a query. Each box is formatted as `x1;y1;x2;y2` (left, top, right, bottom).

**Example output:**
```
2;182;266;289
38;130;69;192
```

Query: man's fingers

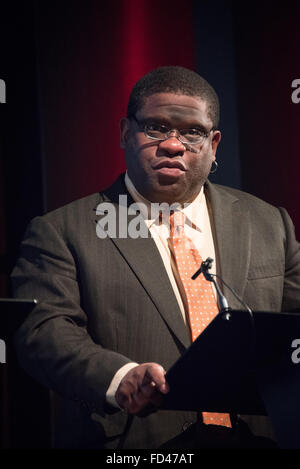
142;366;169;394
115;362;170;414
140;380;156;397
120;387;154;414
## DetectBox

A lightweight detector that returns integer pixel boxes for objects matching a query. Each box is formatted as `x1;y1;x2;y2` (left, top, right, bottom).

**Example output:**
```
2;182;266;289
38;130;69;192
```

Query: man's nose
158;133;186;154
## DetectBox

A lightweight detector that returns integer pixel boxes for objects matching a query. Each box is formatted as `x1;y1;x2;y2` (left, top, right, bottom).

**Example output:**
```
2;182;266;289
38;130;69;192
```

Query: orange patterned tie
169;211;231;427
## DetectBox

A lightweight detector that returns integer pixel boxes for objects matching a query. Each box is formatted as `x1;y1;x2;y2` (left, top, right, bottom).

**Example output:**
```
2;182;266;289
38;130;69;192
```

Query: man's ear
120;117;131;149
211;130;221;159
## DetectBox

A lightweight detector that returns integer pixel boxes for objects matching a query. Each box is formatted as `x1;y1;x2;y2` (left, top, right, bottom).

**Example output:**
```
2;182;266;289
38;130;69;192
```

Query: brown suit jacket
11;175;300;448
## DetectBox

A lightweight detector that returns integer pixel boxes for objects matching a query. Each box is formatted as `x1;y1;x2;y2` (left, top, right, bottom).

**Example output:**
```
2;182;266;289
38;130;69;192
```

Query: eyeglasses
132;116;214;145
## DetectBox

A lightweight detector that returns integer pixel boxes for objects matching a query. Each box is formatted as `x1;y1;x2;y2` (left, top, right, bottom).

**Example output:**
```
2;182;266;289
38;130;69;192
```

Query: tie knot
170;211;185;238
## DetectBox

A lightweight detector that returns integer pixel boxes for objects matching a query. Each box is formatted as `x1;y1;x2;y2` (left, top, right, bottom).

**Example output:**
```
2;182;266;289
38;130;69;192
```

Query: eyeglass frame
130;115;215;146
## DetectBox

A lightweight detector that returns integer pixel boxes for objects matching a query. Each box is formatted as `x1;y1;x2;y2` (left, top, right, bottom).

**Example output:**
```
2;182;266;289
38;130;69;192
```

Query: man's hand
115;362;170;415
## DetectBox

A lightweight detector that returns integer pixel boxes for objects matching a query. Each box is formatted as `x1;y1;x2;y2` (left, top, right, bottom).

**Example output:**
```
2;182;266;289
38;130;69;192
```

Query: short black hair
127;66;220;128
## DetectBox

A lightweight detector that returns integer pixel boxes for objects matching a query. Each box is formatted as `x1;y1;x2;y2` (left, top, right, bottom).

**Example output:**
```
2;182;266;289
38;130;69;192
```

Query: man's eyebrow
140;116;207;129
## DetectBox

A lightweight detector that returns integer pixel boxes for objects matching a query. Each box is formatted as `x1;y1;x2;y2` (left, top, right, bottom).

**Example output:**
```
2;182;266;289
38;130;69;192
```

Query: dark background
0;0;299;448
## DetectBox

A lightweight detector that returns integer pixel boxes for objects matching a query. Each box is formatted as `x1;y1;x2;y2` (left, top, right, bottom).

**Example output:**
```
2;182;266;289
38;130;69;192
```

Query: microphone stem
203;271;231;313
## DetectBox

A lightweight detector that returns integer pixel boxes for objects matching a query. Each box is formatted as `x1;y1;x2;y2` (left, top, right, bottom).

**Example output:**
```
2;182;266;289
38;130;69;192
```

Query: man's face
120;93;221;204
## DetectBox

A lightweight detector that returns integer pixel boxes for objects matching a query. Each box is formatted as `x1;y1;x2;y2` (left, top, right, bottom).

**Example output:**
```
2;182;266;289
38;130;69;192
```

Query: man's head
127;66;219;128
121;66;221;204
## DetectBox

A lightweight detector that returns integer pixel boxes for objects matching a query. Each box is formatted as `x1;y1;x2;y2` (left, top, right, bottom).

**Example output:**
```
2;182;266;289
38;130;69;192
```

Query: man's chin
147;182;200;205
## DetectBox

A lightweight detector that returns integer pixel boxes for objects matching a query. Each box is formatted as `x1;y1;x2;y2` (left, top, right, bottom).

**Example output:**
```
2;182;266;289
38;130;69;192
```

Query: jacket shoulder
44;192;102;221
26;192;106;240
210;183;279;212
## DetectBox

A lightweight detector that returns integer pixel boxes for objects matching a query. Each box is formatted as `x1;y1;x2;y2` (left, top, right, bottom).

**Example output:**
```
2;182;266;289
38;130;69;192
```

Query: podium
163;309;300;448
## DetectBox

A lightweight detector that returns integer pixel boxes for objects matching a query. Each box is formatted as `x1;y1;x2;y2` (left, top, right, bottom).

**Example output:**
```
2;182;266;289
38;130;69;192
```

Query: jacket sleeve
11;215;132;416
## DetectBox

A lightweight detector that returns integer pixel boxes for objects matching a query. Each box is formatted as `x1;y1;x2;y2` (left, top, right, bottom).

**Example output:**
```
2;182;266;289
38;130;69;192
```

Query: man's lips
151;159;187;171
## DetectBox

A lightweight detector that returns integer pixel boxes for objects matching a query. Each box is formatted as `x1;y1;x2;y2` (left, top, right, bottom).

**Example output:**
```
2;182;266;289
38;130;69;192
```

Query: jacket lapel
98;176;191;349
205;182;251;307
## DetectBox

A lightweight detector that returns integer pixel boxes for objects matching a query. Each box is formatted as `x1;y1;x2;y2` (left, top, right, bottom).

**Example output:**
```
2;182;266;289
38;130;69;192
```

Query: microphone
192;257;252;314
192;258;256;361
192;257;213;279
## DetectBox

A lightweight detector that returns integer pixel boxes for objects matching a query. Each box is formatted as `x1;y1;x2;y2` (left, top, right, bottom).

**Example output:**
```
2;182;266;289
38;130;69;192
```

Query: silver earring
210;160;218;174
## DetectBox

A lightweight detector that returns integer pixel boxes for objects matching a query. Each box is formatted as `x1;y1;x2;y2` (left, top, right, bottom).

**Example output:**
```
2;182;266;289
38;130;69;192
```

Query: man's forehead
137;93;211;125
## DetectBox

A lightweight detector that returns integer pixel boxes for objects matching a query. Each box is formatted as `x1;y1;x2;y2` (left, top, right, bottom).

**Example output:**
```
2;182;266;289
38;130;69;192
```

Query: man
12;66;300;449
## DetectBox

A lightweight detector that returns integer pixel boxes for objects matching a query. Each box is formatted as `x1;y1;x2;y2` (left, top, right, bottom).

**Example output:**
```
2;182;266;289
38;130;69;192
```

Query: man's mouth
152;160;187;176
